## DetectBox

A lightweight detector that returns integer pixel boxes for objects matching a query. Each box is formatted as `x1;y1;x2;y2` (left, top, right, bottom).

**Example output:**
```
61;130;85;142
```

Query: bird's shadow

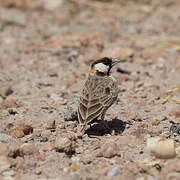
86;118;126;136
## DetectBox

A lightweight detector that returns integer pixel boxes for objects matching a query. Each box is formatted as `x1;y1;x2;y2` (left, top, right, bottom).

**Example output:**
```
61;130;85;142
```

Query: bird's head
90;57;122;76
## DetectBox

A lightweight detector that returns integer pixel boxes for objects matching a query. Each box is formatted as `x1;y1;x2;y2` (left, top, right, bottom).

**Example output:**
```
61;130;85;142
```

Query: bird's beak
111;58;124;67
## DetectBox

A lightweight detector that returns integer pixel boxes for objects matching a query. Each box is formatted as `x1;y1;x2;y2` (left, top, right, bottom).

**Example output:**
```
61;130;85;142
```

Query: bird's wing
78;76;117;124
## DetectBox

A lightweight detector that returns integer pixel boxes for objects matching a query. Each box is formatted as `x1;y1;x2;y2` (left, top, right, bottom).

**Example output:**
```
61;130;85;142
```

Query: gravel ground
0;0;180;179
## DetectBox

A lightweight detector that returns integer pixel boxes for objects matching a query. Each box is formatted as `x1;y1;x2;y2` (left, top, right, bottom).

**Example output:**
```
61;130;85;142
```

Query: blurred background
0;0;180;179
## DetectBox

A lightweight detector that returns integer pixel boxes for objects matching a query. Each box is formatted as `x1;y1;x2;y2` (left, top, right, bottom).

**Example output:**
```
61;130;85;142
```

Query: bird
77;57;124;135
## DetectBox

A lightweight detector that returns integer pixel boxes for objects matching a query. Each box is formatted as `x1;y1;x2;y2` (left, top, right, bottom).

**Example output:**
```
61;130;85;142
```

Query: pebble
40;137;48;142
46;119;56;130
107;166;120;177
64;110;78;121
0;85;13;97
0;133;14;143
169;118;180;124
35;167;42;175
67;55;76;62
169;109;180;118
81;154;94;164
8;141;21;158
170;124;180;134
54;136;73;154
147;137;176;159
65;121;77;129
8;128;24;138
63;167;68;172
96;142;120;158
20;143;39;156
109;159;116;165
152;119;160;126
34;129;41;137
0;9;26;27
7;125;33;138
41;130;51;138
0;100;22;109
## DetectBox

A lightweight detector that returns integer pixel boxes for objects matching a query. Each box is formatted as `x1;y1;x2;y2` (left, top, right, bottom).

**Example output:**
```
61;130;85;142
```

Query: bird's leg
77;123;87;138
80;123;87;134
101;113;110;130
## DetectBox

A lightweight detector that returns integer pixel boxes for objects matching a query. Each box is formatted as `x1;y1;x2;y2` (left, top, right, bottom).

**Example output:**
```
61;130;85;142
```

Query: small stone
170;124;180;134
169;109;180;118
40;142;53;152
54;136;73;154
8;145;20;159
0;85;13;97
8;128;24;138
97;142;120;158
46;119;56;130
107;166;120;177
109;159;116;165
8;108;18;115
147;137;176;159
0;133;14;143
138;122;148;129
136;81;144;88
71;163;79;172
0;9;26;26
20;125;33;135
81;154;94;164
152;119;160;126
20;143;38;156
34;129;41;137
35;167;42;175
0;100;22;109
41;130;51;138
67;51;78;62
7;124;33;138
63;167;68;172
57;123;65;129
40;137;48;142
65;121;77;129
169;118;180;124
64;111;78;121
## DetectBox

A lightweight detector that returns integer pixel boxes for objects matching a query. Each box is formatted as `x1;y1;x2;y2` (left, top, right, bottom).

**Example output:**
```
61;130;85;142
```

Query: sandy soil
0;0;180;179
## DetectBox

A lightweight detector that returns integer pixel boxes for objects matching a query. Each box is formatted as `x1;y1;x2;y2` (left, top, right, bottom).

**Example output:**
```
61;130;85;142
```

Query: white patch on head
95;63;109;73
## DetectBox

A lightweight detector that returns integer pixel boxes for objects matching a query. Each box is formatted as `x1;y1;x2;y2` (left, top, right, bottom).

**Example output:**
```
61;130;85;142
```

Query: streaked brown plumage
77;57;122;134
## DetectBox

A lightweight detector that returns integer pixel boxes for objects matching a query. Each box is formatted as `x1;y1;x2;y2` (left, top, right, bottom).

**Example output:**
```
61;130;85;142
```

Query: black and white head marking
95;62;109;74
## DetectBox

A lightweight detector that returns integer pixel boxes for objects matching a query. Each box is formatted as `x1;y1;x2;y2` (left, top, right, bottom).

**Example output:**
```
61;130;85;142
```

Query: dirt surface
0;0;180;179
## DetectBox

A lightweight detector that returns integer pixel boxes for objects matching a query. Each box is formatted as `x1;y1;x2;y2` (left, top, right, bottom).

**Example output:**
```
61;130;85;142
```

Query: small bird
77;57;123;135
